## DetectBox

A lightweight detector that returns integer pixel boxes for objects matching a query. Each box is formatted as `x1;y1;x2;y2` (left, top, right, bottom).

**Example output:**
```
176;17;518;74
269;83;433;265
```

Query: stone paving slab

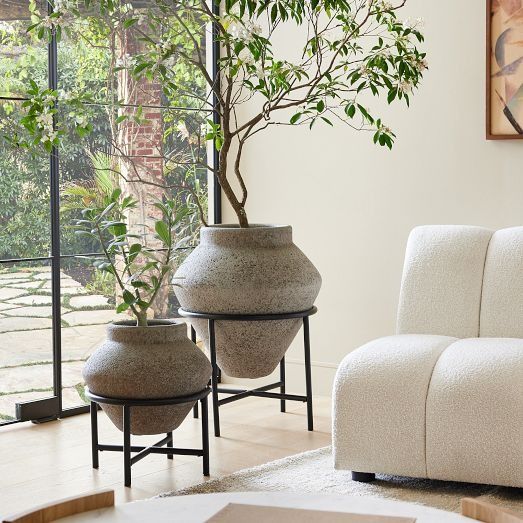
7;281;44;289
0;303;19;312
62;385;87;410
0;330;53;366
3;306;70;318
0;273;29;280
62;324;106;359
39;284;89;296
0;288;27;300
60;279;82;288
0;325;106;366
0;279;32;286
62;309;118;327
61;287;89;295
0;317;52;333
0;360;85;394
69;295;109;308
32;273;53;280
7;295;53;306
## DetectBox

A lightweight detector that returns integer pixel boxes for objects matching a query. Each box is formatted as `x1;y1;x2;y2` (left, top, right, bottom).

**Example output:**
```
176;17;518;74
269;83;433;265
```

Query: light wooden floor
0;395;332;517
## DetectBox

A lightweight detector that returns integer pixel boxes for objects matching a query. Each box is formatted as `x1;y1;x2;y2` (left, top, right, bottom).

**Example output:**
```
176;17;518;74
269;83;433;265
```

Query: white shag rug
160;446;523;514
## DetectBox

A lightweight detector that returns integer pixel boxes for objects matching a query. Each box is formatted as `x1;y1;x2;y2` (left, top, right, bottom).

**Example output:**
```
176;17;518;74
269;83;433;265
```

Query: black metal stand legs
180;307;317;438
88;389;210;487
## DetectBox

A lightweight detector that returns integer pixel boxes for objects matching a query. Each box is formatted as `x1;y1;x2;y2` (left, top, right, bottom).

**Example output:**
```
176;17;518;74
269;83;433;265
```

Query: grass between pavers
0;268;38;275
0;358;88;370
0;326;56;335
0;387;53;397
69;304;114;311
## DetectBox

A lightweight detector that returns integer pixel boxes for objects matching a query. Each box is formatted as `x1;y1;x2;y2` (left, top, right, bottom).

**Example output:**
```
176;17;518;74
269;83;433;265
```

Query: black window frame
0;0;221;426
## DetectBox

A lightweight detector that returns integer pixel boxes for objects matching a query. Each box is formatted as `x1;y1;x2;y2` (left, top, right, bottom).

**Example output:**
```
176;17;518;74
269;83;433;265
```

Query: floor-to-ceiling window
0;0;214;424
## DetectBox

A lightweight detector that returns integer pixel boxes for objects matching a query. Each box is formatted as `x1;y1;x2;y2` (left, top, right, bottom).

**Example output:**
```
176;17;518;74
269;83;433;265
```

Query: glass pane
0;1;48;98
58;3;207;108
0;100;51;260
60;256;120;409
59;105;209;255
0;259;54;422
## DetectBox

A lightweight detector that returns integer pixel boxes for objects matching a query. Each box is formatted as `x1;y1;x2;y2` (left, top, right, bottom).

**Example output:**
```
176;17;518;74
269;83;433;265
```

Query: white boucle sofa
333;225;523;488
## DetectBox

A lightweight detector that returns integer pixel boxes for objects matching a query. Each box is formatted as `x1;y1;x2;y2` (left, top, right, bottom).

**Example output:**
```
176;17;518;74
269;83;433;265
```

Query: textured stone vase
82;320;211;435
174;225;322;378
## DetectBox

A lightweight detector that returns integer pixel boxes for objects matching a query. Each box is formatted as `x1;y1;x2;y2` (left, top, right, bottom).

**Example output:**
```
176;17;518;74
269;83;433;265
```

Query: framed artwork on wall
487;0;523;139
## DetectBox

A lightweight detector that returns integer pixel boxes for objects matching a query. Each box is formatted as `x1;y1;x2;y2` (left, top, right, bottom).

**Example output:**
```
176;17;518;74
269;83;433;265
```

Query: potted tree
76;189;211;435
170;0;428;377
18;0;426;378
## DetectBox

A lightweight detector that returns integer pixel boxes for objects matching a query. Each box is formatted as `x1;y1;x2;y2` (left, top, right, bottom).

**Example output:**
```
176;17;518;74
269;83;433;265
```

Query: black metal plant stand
178;307;317;437
86;387;210;487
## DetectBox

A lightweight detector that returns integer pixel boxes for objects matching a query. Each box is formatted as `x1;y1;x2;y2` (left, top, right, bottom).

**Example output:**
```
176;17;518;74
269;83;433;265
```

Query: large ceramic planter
174;225;321;378
82;320;211;435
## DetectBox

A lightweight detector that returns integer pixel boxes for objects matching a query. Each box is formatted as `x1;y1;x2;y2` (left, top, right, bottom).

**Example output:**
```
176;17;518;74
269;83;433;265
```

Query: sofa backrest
480;226;523;338
397;225;493;338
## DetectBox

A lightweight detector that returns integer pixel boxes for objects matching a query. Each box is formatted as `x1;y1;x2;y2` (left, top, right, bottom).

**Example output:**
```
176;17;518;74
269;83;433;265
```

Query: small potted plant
78;189;211;435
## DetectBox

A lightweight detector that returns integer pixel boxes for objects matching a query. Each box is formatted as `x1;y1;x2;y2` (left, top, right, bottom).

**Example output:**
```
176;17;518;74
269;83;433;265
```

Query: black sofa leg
352;471;376;482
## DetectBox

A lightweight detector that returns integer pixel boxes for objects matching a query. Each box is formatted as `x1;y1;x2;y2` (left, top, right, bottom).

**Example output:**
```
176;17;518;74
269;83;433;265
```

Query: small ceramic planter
83;320;212;435
174;225;321;378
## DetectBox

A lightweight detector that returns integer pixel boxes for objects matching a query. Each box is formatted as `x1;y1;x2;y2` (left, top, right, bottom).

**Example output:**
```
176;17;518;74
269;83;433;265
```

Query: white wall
222;0;523;395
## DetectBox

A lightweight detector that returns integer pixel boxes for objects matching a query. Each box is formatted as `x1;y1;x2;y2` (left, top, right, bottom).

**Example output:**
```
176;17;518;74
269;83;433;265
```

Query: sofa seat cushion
426;338;523;488
333;334;457;478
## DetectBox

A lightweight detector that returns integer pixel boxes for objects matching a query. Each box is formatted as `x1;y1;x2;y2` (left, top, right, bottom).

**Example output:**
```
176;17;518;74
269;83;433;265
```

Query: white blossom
36;111;54;129
397;79;413;93
416;57;428;71
227;20;262;43
58;89;74;102
137;13;148;26
255;63;265;79
0;22;15;33
404;17;425;29
119;3;133;14
42;130;58;143
372;0;392;11
379;123;392;134
75;114;87;126
177;122;190;140
238;47;254;65
52;0;75;12
359;64;371;76
163;55;177;68
43;93;57;104
116;53;134;68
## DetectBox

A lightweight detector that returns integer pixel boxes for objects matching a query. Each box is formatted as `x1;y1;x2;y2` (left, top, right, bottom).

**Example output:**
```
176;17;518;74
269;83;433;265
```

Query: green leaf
129;243;142;255
116;302;130;313
387;89;397;104
123;18;138;28
290;113;302;124
131;280;151;289
123;289;135;305
155;221;171;246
